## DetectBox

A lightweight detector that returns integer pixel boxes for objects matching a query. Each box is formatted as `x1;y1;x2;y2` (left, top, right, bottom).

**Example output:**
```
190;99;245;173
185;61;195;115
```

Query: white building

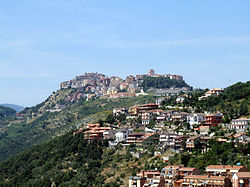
115;129;132;142
176;96;185;103
142;112;153;125
155;97;168;105
159;134;183;151
199;88;224;100
187;113;205;128
113;108;128;116
232;172;250;187
228;118;250;132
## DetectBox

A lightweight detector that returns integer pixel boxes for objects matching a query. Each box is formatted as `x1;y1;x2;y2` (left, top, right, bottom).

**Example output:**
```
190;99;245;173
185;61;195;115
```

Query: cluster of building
129;165;250;187
71;93;249;186
60;70;186;101
73;97;249;151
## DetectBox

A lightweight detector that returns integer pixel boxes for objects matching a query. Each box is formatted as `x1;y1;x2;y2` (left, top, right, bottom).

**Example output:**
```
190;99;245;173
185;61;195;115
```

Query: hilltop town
59;70;190;101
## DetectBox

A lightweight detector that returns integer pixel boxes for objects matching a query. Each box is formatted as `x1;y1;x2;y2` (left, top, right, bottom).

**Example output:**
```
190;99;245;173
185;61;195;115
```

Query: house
228;118;250;132
187;113;205;127
199;125;210;135
156;116;167;123
129;106;140;116
204;113;222;126
199;88;224;100
232;172;250;187
234;134;250;144
129;170;165;187
126;132;144;144
155;97;169;106
109;92;135;99
186;136;200;150
129;176;146;187
113;108;128;116
159;134;183;152
163;166;200;186
142;111;153;125
135;133;159;148
103;129;115;139
171;112;189;123
138;103;159;113
142;109;164;125
206;165;248;176
180;175;231;187
231;118;250;125
176;96;185;103
120;82;128;90
115;129;132;142
84;126;111;140
87;123;100;129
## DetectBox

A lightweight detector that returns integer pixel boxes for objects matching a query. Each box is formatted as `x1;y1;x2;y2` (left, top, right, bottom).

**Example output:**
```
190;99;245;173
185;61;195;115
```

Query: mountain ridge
0;104;25;112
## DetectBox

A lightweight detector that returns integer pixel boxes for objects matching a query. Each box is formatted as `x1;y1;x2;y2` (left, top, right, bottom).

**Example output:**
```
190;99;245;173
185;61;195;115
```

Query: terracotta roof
206;165;245;170
138;171;161;175
184;175;226;180
232;118;250;121
236;172;250;178
143;103;158;106
175;179;184;183
205;113;222;117
179;167;196;171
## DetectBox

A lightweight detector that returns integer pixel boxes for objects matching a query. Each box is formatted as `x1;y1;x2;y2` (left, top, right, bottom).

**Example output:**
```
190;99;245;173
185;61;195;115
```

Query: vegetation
0;93;154;162
0;131;153;186
0;131;111;186
163;81;249;119
140;76;190;91
169;140;250;172
0;105;16;117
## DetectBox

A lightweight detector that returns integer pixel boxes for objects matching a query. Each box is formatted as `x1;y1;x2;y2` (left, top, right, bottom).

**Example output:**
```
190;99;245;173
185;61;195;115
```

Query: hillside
0;88;155;162
0;132;109;186
0;129;249;186
0;104;25;112
164;81;249;118
0;131;153;186
0;105;16;117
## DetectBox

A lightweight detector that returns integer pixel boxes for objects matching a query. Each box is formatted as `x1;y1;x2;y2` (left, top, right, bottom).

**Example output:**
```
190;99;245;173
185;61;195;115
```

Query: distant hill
0;105;16;117
0;104;25;112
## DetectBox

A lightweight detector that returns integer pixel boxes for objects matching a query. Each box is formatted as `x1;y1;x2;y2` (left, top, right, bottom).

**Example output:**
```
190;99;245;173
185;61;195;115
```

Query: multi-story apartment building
228;118;250;132
204;113;222;126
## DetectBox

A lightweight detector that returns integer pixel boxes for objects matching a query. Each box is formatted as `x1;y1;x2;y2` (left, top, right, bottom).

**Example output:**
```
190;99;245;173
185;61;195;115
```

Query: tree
147;119;156;129
181;153;191;167
239;101;248;116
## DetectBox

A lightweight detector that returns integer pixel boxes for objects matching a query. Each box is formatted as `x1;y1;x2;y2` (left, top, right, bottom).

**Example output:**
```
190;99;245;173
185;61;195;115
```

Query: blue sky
0;0;250;106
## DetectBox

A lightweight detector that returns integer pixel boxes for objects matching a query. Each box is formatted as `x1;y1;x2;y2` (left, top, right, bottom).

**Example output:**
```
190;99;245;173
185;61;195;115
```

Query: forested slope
0;93;154;162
